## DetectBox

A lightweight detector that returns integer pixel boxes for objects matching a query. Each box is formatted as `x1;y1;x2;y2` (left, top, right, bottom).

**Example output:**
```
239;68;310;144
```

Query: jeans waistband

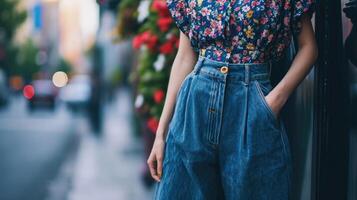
192;55;272;84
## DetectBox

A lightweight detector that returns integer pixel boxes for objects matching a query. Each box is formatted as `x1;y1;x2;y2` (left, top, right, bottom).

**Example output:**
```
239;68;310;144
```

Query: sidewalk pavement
62;87;154;200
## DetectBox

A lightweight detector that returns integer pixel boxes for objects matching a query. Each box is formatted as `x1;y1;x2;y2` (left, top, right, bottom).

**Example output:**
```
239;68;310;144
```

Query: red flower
132;31;158;51
165;34;179;51
159;40;174;54
151;0;171;17
147;117;159;134
157;17;173;32
168;34;179;43
146;34;158;50
153;89;165;103
140;31;151;41
132;35;144;49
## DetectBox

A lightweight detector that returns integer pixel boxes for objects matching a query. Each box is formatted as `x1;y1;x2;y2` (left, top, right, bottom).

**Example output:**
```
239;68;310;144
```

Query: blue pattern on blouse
166;0;316;63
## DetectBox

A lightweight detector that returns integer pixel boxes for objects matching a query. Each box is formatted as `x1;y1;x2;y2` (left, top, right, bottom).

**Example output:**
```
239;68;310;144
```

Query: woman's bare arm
266;13;318;116
155;31;198;140
147;31;197;182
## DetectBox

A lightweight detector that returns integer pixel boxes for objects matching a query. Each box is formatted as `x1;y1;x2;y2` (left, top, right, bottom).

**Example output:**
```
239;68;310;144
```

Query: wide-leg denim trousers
154;55;293;200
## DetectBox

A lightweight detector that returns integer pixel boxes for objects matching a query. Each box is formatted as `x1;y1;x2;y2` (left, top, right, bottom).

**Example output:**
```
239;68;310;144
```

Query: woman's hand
147;135;166;182
265;92;287;119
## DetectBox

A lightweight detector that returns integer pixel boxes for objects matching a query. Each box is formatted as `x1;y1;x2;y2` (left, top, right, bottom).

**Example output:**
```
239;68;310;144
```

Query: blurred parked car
59;75;92;112
27;79;58;111
0;70;9;107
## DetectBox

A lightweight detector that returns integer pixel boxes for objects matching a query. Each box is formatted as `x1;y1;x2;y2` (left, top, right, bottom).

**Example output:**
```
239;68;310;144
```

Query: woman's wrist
273;90;288;107
155;126;168;141
270;84;290;110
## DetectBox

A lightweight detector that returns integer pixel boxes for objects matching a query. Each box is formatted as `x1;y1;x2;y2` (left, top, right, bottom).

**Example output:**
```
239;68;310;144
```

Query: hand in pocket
264;92;282;119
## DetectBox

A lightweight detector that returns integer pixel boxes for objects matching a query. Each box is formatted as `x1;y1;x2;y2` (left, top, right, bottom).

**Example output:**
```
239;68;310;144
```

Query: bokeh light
23;85;35;99
10;76;24;91
52;71;68;87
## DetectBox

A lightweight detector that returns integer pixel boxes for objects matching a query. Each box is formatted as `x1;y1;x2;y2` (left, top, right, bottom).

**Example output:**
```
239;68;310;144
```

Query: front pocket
170;71;195;132
176;71;194;100
253;80;279;125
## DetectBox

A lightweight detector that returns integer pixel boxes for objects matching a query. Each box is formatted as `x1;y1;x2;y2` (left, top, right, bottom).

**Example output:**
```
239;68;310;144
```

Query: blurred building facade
16;0;99;75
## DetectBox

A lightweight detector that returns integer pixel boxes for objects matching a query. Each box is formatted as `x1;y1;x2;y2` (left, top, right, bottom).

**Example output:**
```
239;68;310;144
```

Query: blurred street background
0;87;153;200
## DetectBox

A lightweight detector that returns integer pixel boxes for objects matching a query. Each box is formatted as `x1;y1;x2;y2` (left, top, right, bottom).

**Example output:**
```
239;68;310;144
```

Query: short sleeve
291;0;317;37
166;0;191;37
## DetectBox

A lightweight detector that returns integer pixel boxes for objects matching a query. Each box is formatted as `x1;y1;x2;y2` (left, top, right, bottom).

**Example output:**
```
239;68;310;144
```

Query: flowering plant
131;0;180;134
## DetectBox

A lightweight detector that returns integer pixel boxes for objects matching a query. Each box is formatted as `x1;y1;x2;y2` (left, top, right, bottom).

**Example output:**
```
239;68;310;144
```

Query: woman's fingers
147;153;160;182
156;153;163;180
147;138;166;182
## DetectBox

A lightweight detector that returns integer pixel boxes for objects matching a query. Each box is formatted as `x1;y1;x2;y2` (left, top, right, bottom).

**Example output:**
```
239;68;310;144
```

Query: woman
148;0;318;199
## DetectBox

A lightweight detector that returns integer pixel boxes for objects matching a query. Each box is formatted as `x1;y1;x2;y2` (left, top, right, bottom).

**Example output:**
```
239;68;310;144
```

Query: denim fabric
153;55;293;200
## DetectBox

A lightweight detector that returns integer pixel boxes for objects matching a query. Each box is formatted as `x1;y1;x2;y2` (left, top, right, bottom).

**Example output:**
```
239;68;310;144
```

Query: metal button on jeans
220;66;229;74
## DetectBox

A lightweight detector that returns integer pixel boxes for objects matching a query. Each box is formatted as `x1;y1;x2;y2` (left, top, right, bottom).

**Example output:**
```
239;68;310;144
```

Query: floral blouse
166;0;316;63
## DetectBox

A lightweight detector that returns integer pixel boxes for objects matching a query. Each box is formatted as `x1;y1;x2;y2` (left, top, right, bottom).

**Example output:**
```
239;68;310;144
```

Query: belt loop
244;64;250;84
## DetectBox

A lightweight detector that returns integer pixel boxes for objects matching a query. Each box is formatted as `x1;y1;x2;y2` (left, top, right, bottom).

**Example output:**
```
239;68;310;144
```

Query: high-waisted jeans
153;55;293;200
